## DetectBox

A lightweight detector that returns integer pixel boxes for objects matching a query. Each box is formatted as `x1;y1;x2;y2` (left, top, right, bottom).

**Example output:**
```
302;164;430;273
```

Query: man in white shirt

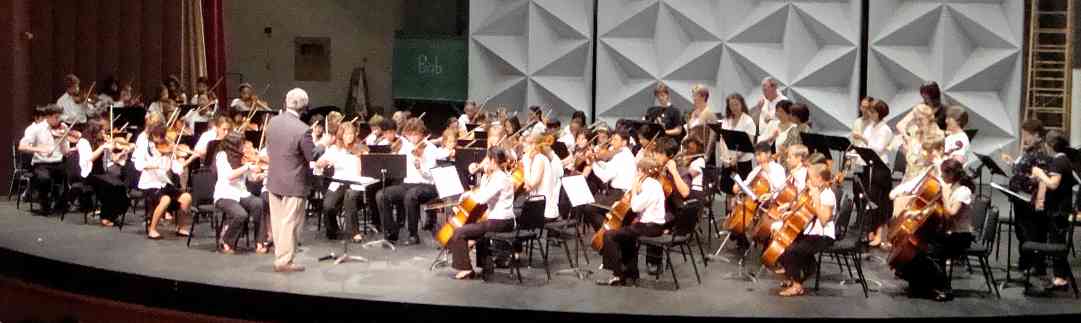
375;119;440;246
580;130;637;230
57;74;96;125
457;100;479;134
19;105;70;215
752;77;788;135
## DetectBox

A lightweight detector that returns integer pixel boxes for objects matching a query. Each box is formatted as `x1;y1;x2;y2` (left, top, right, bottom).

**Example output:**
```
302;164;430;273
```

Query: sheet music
431;166;464;199
561;175;595;207
731;174;757;200
990;182;1032;203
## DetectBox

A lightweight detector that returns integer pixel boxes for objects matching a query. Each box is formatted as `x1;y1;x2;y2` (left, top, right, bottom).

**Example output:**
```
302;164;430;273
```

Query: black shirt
645;105;684;134
1045;153;1077;213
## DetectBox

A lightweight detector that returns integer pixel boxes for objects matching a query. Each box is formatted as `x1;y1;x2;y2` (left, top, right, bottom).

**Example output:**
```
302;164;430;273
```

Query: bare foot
779;284;805;297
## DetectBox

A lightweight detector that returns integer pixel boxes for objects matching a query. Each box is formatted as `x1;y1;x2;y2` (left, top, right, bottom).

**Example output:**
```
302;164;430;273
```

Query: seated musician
728;142;787;248
191;116;233;169
316;123;371;242
214;132;266;254
597;157;667;286
75;120;130;227
448;147;517;280
365;115;385;146
580;130;637;230
375;119;439;246
893;159;975;301
57;74;95;125
457;100;479;135
890;133;946;219
644;136;693;274
776;163;837;297
943;106;969;163
229;83;255;112
137;123;194;240
18;105;70;215
522;133;560;220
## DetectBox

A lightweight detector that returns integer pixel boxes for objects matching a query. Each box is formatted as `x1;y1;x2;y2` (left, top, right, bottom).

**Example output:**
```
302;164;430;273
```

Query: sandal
454;271;476;280
100;219;115;227
221;244;236;255
147;232;163;240
351;234;365;243
779;285;805;297
255;244;269;254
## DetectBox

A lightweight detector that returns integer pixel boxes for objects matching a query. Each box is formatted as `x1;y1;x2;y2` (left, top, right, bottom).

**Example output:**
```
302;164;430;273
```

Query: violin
73;82;97;105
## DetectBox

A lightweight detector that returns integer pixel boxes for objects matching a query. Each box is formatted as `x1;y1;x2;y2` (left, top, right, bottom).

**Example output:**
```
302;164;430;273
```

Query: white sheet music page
431;166;465;199
561;175;595;207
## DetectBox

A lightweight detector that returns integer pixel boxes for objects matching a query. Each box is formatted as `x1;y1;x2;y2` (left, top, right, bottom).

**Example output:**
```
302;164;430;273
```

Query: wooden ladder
1023;0;1074;134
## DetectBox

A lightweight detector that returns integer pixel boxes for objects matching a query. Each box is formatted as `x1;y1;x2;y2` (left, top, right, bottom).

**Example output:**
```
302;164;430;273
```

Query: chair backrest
190;169;217;205
979;206;999;246
834;195;854;239
672;198;703;237
892;150;907;175
517;195;547;232
968;198;990;235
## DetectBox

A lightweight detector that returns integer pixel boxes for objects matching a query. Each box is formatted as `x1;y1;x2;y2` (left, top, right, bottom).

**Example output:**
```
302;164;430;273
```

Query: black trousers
323;187;364;238
899;232;974;293
256;191;271;244
601;222;664;279
449;219;515;271
779;235;834;283
1014;203;1043;271
376;183;437;240
216;196;264;246
31;162;66;212
89;174;129;222
580;188;625;231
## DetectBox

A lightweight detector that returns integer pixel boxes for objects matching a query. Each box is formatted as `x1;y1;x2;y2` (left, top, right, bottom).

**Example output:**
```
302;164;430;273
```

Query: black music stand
851;146;891;271
465;123;480;132
454;147;486;188
991;182;1031;287
359;154;407;251
974;153;1008;199
315;176;376;265
368;145;391;154
710;127;756;265
714;173;760;283
114;106;147;132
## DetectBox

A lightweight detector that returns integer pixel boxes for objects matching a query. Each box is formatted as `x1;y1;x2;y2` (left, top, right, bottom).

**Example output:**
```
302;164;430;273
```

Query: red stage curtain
203;0;227;102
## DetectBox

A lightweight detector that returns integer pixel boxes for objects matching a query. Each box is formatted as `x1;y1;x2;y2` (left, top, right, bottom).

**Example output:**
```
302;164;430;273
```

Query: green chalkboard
392;35;467;102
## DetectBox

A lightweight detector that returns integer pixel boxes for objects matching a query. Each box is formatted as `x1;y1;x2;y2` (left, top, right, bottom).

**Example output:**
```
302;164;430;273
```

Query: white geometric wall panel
469;0;594;119
868;0;1024;153
596;0;862;135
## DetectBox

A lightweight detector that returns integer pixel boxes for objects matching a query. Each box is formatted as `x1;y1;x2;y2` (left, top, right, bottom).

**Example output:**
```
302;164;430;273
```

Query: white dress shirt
135;142;183;190
592;147;636;191
856;120;894;166
57;93;92;124
470;169;516;220
558;126;575;149
742;161;787;194
689;157;706;190
19;121;66;164
194;127;217;155
720;114;757;162
756;93;789;132
525;153;559;219
319;146;374;191
400;138;438;185
76;138;94;178
945;131;970;162
632;177;666;225
457;114;471;133
230;98;253;111
803;187;836;239
213;152;254;202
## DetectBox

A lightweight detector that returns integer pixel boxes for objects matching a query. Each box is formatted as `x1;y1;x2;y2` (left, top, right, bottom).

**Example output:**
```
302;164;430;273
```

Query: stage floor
1;199;1079;321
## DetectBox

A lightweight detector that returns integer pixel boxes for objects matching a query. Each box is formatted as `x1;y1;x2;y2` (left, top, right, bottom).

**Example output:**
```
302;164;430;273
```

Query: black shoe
596;277;626;286
930;290;953;302
402;236;420;246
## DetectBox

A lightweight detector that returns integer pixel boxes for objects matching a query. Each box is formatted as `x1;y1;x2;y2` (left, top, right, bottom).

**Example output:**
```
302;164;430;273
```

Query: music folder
991;182;1031;204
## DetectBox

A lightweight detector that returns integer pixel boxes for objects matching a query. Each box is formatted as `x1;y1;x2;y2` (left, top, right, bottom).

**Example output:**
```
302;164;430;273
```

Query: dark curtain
203;0;227;102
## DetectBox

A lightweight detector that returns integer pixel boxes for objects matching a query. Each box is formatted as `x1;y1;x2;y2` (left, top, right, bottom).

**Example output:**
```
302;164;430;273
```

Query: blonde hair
787;144;809;161
922;131;945;153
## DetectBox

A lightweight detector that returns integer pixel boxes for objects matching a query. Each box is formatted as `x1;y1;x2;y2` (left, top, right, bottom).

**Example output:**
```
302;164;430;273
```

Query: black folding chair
483;195;549;283
814;195;870;297
950;199;1001;298
188;169;222;249
638;198;705;290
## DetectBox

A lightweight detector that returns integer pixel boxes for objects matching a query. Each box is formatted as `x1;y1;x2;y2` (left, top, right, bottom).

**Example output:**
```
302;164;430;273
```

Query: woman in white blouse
776;163;837;296
448;147;518;280
522;133;560;220
74;121;130;227
597;157;667;286
315;123;372;243
850;99;894;247
214;132;265;254
719;94;758;209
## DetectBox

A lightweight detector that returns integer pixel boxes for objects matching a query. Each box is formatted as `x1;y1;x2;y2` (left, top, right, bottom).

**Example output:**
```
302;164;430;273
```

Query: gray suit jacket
266;110;316;197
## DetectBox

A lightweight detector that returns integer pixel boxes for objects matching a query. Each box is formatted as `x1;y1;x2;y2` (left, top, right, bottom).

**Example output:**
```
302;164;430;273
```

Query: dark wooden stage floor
1;199;1079;322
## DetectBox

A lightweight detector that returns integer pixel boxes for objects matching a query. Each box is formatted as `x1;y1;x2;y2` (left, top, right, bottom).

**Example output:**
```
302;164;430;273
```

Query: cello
887;170;945;269
590;163;669;251
751;175;799;244
726;170;771;236
435;154;526;247
761;187;814;267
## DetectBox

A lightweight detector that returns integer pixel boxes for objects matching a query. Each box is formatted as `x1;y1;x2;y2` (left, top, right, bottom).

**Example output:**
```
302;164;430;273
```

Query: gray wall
225;0;405;111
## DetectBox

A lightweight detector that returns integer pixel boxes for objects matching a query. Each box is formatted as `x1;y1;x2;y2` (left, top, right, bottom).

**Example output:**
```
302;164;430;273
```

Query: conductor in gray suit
266;88;316;273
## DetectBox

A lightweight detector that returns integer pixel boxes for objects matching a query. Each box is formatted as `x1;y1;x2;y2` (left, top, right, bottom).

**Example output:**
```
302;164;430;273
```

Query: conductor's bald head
285;88;309;112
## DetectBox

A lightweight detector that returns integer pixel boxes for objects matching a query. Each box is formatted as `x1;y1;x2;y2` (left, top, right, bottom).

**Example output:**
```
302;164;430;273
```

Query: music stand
454;147;486;188
356;122;372;140
115;106;147;132
316;176;376;265
457;139;486;149
368;145;391;154
713;173;759;283
850;146;891;272
359;154;407;251
991;182;1032;287
974;153;1008;199
799;133;833;160
465;123;480;132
